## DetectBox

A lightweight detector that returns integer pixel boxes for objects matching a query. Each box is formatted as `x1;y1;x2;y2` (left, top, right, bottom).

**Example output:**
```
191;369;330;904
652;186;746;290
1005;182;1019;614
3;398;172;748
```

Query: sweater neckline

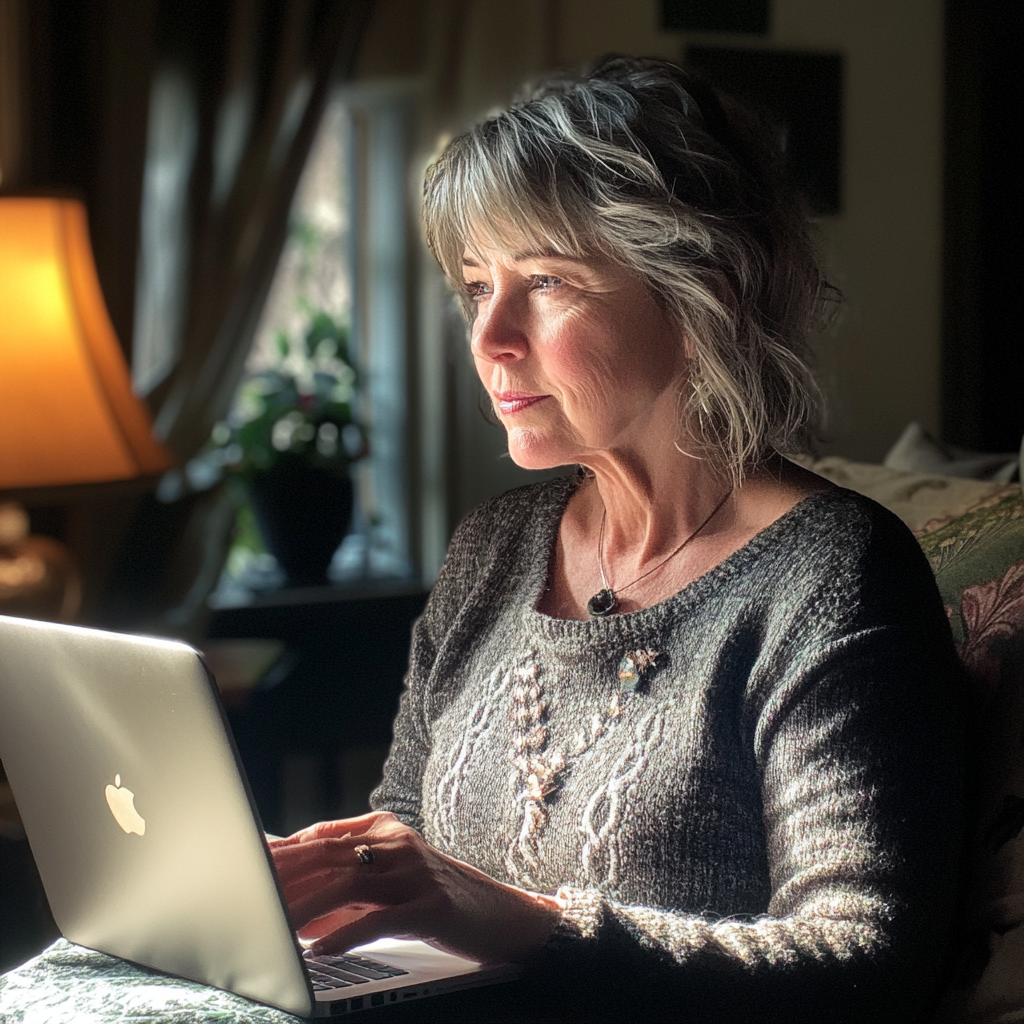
522;476;835;647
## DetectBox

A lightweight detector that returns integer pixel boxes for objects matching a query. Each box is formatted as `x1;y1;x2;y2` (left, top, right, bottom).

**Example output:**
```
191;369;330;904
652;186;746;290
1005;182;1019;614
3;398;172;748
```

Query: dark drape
142;0;372;461
9;0;372;631
942;0;1024;452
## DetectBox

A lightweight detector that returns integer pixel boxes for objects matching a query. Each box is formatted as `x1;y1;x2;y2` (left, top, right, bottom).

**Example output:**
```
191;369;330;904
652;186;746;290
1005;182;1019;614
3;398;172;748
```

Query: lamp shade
0;197;173;490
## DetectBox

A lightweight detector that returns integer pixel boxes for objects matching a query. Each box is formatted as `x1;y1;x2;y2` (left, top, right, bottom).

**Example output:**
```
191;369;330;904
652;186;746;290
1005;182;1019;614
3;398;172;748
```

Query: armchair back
813;457;1024;1023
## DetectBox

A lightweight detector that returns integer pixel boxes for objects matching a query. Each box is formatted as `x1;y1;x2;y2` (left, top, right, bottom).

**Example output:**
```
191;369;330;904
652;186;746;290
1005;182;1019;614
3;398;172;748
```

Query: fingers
308;907;403;957
268;812;429;943
284;852;422;929
297;903;379;944
274;832;388;891
279;863;346;913
269;811;401;849
272;814;412;891
303;811;398;842
276;836;421;930
286;866;373;927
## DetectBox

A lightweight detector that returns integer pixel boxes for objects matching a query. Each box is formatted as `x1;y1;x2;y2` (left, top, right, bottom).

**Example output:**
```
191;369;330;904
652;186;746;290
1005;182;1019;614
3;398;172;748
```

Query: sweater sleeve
531;520;965;1023
370;496;507;831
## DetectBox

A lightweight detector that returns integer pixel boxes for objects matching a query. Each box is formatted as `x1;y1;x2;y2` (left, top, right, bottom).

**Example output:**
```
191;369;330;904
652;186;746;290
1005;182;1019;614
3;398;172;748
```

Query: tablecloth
0;940;300;1024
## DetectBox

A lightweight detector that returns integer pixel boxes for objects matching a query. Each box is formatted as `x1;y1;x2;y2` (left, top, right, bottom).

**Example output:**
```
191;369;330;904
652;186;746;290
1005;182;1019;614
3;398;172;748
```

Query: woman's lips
496;392;548;415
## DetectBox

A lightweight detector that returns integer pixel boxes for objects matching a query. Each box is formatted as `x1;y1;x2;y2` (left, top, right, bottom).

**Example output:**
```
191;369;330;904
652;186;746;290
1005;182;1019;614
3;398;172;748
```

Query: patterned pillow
809;455;1017;534
915;492;1024;1023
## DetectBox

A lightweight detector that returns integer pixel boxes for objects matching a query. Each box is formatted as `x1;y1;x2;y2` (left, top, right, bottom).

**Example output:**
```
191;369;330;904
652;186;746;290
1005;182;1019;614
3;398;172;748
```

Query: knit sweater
370;477;964;1023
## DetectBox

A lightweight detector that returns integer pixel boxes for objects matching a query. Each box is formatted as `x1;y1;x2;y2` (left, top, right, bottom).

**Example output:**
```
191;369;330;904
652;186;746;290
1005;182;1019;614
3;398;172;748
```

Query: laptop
0;614;519;1017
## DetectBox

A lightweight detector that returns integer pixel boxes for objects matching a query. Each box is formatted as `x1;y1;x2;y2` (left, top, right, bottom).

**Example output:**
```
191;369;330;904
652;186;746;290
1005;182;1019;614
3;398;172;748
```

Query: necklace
586;488;733;617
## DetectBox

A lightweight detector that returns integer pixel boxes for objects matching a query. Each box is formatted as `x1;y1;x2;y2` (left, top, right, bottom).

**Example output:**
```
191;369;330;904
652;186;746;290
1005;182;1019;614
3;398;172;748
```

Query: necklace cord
596;487;733;599
596;513;611;591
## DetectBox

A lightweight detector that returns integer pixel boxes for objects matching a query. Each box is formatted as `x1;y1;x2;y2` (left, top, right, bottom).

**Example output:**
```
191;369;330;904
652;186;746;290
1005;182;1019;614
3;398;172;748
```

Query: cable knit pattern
579;703;666;888
371;477;964;1022
429;662;515;847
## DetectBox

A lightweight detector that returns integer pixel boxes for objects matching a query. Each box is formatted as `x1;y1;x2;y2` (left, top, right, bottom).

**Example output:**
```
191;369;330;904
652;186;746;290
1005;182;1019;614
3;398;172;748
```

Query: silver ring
354;844;373;865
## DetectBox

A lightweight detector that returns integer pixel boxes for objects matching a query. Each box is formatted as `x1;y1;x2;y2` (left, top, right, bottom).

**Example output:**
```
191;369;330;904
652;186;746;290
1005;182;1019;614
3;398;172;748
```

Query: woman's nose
471;294;529;364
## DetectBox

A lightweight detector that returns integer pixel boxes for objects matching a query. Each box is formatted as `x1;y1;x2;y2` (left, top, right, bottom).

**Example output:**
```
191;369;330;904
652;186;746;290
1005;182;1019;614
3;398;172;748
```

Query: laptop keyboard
304;951;410;992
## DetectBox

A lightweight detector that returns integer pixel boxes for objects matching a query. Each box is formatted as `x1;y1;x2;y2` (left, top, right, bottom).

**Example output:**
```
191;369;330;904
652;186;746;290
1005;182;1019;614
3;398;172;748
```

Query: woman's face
462;243;689;471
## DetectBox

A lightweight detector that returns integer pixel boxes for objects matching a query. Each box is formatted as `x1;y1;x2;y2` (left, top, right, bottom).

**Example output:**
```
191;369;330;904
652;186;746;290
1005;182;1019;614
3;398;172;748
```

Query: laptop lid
0;614;315;1016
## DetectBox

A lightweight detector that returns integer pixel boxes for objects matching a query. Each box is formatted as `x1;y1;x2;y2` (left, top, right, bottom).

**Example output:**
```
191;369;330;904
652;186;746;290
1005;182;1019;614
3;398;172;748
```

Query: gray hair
423;55;832;483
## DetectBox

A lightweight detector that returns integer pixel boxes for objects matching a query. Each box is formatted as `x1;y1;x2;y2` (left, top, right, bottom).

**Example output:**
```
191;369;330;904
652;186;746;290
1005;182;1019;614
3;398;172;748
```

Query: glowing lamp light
0;196;173;490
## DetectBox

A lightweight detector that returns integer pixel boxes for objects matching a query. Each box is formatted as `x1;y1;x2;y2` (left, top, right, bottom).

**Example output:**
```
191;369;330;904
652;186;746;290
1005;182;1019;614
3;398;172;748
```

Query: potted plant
211;311;368;587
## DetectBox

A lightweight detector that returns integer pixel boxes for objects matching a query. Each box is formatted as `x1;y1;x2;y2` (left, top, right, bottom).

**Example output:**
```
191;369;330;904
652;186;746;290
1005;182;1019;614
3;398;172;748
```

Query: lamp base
0;504;81;621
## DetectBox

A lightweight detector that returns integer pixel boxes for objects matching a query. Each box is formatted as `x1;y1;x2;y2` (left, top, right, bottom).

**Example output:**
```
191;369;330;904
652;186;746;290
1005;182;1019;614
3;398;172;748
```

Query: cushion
809;456;1018;534
883;421;1020;484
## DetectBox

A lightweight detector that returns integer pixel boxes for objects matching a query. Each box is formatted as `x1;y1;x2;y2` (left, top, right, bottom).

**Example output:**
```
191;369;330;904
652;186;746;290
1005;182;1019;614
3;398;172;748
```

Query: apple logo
104;774;146;836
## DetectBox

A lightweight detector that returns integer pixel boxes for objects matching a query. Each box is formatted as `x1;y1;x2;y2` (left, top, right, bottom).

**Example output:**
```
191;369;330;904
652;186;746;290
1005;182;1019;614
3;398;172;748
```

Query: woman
272;56;962;1022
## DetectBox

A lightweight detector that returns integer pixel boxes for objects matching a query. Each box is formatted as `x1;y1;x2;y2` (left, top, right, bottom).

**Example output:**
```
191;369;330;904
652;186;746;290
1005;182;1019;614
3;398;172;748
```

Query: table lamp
0;195;174;619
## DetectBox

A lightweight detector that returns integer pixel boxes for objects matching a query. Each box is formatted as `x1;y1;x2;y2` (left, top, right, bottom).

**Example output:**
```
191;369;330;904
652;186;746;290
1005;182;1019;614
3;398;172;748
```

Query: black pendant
587;588;618;617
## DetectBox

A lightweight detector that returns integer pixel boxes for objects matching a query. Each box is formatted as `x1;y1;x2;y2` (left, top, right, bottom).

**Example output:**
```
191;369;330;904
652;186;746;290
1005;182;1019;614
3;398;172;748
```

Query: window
213;82;422;603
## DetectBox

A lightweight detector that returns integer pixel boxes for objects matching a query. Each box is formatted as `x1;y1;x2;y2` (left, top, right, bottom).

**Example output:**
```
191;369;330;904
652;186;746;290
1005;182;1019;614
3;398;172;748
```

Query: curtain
139;0;373;462
7;0;372;632
0;0;25;189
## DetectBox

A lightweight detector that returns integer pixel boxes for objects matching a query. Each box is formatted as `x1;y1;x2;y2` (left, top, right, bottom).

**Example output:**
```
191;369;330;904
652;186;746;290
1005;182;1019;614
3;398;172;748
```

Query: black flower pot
247;455;354;587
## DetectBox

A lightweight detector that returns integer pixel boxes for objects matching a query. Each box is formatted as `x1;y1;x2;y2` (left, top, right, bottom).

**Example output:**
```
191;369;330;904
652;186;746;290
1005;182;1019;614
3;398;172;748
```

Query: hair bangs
424;124;606;315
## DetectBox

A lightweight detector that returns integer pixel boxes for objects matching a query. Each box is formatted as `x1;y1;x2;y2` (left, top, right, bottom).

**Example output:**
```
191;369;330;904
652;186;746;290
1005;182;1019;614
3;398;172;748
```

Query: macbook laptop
0;614;519;1016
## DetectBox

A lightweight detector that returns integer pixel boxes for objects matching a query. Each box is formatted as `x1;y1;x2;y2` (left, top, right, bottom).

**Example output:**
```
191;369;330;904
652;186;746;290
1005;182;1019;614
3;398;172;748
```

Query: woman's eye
531;275;563;291
463;281;492;301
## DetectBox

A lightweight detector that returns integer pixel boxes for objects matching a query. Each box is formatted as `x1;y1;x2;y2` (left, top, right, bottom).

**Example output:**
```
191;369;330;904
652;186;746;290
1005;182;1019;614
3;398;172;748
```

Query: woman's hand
269;811;562;964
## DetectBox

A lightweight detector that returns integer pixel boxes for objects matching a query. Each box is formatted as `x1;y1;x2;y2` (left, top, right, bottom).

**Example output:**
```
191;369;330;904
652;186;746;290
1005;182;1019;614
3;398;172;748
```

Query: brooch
617;649;662;693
